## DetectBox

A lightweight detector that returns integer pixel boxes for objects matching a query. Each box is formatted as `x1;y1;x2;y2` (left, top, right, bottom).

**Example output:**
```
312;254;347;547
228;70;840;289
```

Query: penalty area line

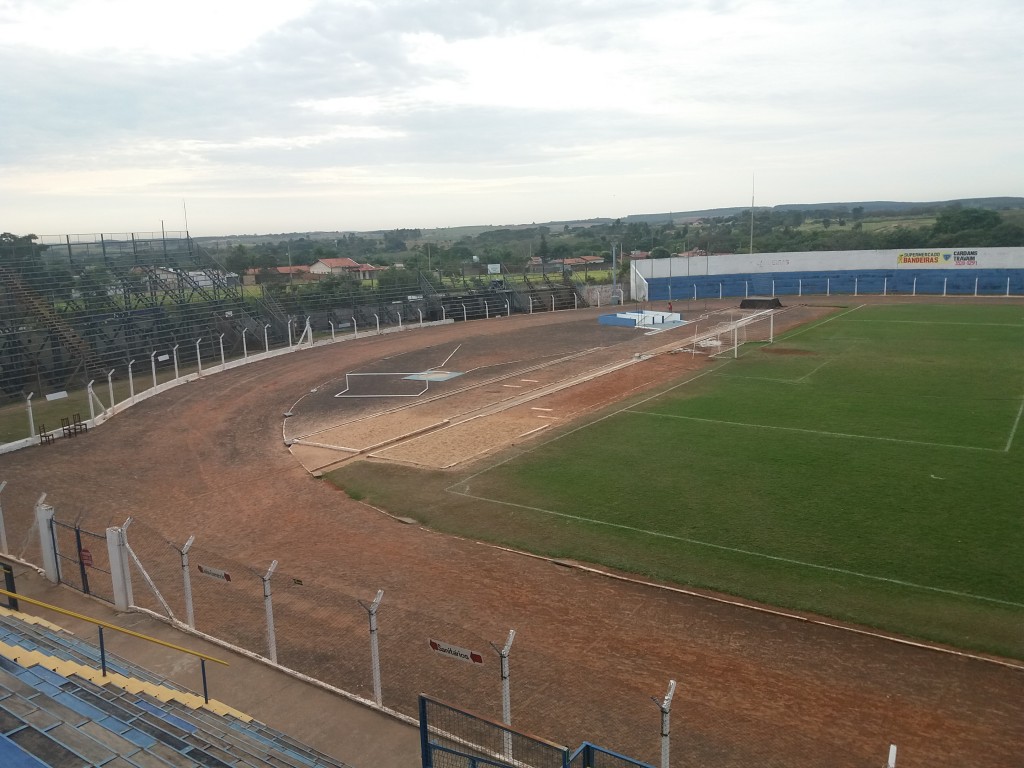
1006;393;1024;452
447;487;1024;610
625;410;1000;453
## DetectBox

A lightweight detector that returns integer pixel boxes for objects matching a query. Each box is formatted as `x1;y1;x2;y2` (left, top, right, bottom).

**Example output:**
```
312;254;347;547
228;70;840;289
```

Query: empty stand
0;606;348;767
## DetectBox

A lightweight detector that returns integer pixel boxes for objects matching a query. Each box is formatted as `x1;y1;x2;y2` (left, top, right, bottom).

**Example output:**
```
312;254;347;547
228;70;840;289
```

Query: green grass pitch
334;302;1024;658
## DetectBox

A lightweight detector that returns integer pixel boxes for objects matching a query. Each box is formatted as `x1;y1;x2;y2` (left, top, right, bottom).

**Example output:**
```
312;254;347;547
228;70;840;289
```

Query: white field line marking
716;357;837;386
775;304;866;342
842;319;1024;328
1005;392;1024;452
796;357;834;382
531;407;553;411
448;487;1024;610
453;365;728;487
439;344;463;368
483;544;1024;671
521;379;539;382
535;415;559;420
502;384;523;388
625;410;1000;453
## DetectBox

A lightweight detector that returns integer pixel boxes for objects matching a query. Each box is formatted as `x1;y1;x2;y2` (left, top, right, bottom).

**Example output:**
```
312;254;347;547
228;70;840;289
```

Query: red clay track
1;301;1021;768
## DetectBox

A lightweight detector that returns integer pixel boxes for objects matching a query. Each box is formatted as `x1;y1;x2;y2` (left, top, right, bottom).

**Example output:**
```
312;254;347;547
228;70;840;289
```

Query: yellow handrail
0;588;228;666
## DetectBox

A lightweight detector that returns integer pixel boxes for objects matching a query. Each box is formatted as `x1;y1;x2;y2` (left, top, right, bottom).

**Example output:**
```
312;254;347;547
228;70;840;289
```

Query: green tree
538;234;550;263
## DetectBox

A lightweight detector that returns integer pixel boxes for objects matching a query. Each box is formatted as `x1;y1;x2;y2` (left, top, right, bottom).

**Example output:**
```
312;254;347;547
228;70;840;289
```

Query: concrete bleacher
0;605;349;767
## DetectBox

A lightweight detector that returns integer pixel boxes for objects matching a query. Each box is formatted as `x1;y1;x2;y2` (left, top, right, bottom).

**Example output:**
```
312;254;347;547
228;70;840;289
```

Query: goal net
683;309;777;359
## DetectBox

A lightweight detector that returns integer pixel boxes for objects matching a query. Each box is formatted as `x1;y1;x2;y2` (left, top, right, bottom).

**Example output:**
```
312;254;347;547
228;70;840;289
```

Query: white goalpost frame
702;308;776;360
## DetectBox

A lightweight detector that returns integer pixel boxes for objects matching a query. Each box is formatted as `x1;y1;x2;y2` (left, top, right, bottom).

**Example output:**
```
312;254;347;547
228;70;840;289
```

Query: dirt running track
1;301;1021;768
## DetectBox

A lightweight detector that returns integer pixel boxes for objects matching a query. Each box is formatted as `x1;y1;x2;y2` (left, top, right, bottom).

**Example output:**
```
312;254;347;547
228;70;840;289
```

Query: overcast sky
2;0;1021;237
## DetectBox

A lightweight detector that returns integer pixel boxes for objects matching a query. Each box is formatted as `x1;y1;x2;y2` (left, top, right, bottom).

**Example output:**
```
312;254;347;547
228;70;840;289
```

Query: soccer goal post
686;309;776;359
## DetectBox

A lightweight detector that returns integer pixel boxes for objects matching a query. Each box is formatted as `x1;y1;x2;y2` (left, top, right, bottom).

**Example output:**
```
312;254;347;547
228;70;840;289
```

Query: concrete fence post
262;560;279;663
35;497;58;583
106;525;134;611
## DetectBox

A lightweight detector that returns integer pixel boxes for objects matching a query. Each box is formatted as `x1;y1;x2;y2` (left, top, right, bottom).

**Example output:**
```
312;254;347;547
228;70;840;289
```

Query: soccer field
443;302;1024;657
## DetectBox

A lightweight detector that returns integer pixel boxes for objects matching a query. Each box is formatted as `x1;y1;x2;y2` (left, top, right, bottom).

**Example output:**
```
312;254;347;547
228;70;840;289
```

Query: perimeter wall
631;247;1024;300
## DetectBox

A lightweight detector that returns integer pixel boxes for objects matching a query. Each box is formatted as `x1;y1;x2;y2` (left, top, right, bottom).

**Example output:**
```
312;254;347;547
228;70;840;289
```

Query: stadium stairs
0;604;350;767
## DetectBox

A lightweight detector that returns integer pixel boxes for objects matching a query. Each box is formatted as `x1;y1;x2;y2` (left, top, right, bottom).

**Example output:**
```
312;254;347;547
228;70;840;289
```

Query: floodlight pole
261;560;279;664
179;535;196;629
195;338;203;375
359;589;385;706
263;324;270;352
653;679;676;768
128;360;136;402
172;345;179;380
150;351;158;390
25;392;35;438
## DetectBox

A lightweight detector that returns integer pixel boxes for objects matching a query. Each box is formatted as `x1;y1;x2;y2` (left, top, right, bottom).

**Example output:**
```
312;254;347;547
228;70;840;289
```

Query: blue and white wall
631;247;1024;301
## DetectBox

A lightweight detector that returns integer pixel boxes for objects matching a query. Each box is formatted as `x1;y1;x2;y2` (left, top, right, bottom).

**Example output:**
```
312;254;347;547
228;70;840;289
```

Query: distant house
242;265;310;285
556;255;606;269
309;257;362;275
146;267;239;289
351;263;386;280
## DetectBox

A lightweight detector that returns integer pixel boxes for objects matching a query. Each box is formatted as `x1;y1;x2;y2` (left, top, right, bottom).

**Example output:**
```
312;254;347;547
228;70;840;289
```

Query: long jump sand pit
284;305;785;473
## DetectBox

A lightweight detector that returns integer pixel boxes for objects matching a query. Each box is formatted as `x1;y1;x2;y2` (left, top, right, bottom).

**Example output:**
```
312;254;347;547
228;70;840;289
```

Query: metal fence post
0;481;8;554
179;535;196;629
25;393;35;438
653;679;676;768
262;560;279;663
491;629;516;761
359;589;385;706
1;562;17;609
